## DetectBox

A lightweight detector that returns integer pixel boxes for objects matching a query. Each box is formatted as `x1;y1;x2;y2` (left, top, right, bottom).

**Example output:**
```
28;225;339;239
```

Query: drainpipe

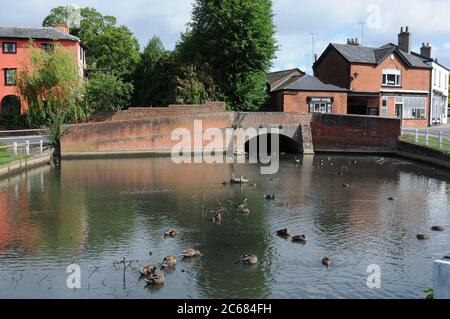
428;68;433;127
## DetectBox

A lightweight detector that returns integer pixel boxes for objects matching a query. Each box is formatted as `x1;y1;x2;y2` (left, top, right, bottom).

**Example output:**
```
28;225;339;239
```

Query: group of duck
276;228;331;267
138;228;203;285
417;226;446;240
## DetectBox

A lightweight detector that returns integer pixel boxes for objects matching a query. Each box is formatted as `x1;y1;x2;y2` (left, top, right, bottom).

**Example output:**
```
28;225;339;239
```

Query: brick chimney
420;42;432;58
347;38;360;46
53;23;69;34
398;26;412;53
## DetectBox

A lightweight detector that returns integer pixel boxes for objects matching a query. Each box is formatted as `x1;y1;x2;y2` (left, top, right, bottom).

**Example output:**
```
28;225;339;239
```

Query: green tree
17;43;86;126
17;43;86;163
182;0;277;111
134;36;174;106
42;5;82;36
85;72;134;111
43;7;140;79
175;65;209;104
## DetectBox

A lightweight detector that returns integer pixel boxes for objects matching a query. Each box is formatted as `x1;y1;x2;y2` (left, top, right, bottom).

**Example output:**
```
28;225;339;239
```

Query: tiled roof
273;74;348;92
330;43;431;69
267;68;302;86
0;26;79;42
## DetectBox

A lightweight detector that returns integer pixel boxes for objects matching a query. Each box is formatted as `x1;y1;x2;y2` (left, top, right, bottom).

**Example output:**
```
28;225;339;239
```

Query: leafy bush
85;72;133;111
0;112;28;129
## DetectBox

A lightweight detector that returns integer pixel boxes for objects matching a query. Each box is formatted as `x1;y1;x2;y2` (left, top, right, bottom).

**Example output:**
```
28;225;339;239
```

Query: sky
1;0;449;73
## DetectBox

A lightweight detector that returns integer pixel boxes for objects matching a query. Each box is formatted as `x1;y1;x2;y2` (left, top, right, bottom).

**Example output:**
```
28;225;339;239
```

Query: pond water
0;155;449;299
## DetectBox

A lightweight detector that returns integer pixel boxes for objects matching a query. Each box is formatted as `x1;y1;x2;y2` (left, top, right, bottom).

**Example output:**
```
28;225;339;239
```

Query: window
40;43;54;52
382;69;401;86
381;97;388;117
4;69;17;86
308;97;333;114
396;96;426;119
2;42;17;54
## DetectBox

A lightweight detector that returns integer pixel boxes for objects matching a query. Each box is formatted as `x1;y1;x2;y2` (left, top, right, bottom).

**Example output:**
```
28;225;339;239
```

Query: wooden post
439;132;443;149
13;142;18;156
425;130;429;146
26;140;30;155
40;140;43;154
415;129;419;143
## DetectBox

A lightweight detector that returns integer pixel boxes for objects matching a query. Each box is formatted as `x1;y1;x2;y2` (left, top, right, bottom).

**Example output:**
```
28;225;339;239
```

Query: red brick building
314;27;432;127
0;25;85;115
268;69;348;114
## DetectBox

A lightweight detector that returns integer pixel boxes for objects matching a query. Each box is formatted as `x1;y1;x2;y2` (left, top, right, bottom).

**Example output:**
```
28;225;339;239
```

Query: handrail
401;128;450;152
0;139;51;156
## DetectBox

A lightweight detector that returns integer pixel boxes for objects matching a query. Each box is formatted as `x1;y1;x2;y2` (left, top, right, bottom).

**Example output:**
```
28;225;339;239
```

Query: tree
175;65;209;104
42;5;82;36
17;43;86;163
43;7;141;79
134;36;175;106
17;43;86;125
182;0;277;111
85;72;133;111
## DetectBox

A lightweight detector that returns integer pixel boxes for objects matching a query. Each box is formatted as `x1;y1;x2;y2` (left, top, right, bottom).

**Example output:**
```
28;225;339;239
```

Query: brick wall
88;102;227;122
311;113;401;152
314;47;350;89
282;91;348;114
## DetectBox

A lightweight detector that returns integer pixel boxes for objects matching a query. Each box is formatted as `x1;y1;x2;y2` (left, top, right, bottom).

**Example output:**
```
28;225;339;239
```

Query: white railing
401;128;450;151
0;139;49;156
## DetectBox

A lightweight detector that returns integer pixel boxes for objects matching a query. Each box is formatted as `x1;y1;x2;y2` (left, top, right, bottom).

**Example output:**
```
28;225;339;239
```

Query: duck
292;235;308;243
144;272;165;285
322;257;332;267
210;211;222;223
241;254;258;265
388;197;396;201
265;194;276;200
431;226;445;232
417;234;430;240
164;228;177;238
239;207;251;214
276;228;291;237
182;248;202;258
161;256;177;268
342;183;351;188
237;199;250;214
139;264;158;277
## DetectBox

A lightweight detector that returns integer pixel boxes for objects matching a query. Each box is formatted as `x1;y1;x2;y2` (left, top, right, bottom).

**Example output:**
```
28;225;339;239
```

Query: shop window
396;96;426;119
308;97;333;114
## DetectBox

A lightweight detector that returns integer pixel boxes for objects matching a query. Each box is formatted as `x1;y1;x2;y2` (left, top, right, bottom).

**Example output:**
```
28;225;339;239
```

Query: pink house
0;25;85;114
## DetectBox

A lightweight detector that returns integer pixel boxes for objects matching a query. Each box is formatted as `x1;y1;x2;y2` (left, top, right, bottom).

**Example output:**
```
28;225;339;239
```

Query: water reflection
0;156;449;298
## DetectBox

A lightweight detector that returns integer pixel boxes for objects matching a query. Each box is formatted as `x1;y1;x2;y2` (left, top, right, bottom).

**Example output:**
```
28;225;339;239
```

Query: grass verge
401;134;450;154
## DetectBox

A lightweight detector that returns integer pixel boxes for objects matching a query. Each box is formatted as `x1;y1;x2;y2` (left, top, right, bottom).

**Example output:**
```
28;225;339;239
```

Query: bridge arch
244;131;303;154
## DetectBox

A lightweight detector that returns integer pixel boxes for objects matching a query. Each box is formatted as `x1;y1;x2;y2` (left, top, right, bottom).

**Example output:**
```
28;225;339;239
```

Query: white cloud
0;0;449;68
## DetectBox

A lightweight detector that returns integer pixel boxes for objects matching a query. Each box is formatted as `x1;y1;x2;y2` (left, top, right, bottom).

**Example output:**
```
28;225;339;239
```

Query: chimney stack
53;23;69;34
420;42;432;58
347;38;360;46
398;26;412;53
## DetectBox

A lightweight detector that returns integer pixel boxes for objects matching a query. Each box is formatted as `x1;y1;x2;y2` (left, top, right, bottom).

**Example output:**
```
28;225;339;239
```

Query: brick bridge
62;102;400;156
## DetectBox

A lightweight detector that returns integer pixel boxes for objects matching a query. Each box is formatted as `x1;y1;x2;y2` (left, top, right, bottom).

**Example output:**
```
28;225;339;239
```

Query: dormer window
382;69;401;87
